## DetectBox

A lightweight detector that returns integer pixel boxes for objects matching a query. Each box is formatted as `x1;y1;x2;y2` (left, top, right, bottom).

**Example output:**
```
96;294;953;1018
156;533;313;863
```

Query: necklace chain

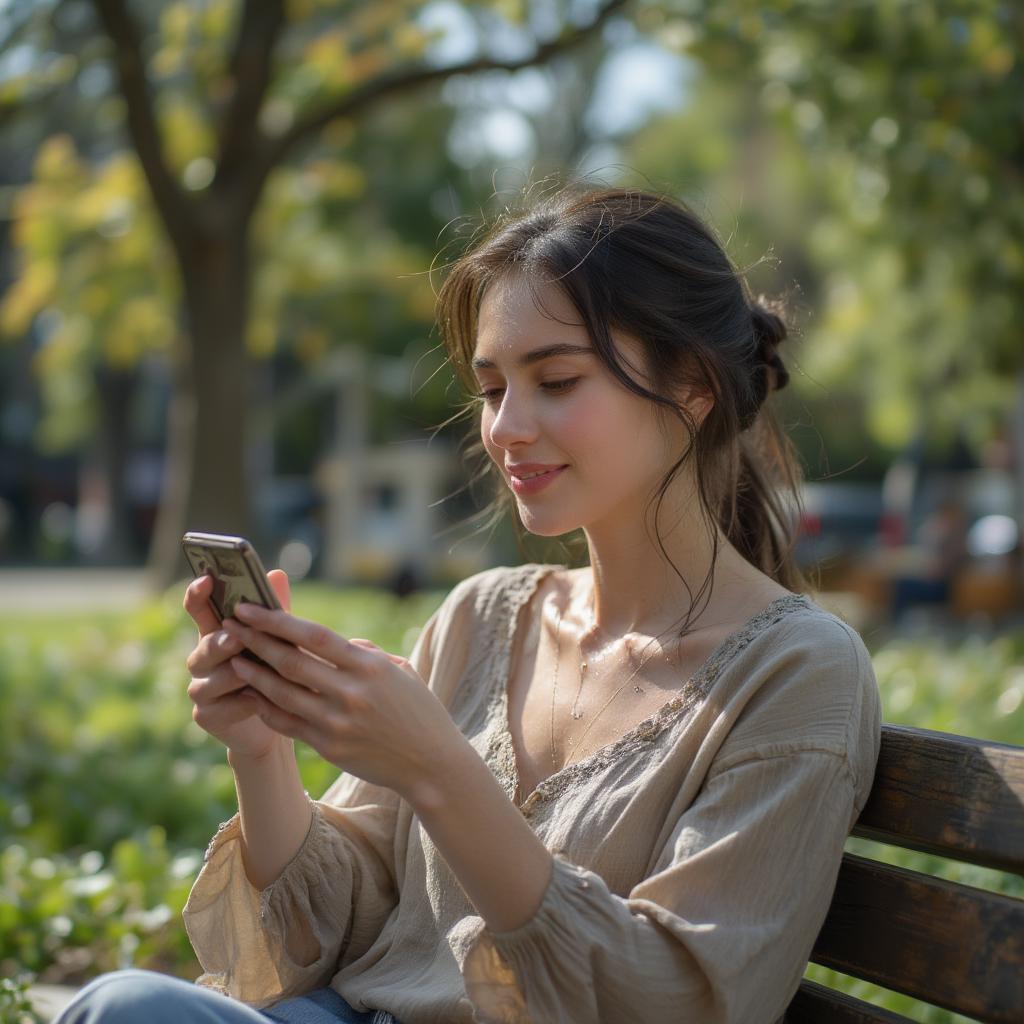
549;600;657;772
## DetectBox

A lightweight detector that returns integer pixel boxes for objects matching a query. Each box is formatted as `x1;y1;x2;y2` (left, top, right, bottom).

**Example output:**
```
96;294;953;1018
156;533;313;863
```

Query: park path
26;983;78;1021
0;569;149;613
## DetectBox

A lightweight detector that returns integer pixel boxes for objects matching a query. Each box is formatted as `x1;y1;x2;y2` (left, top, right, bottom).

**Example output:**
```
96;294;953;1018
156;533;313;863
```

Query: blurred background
0;1;1021;1021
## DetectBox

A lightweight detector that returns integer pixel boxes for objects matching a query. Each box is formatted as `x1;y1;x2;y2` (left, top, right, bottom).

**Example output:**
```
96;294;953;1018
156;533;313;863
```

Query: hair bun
751;302;790;392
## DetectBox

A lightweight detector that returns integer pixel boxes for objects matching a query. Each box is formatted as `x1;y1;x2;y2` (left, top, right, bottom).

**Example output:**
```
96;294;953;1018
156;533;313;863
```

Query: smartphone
181;531;282;624
182;532;283;673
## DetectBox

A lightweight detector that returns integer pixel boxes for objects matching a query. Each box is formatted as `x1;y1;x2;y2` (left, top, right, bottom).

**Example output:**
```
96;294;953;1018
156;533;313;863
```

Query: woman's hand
184;570;293;760
220;602;473;804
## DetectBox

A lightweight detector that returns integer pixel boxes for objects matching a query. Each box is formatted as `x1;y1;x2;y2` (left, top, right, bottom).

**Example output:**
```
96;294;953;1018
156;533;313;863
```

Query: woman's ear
680;385;714;428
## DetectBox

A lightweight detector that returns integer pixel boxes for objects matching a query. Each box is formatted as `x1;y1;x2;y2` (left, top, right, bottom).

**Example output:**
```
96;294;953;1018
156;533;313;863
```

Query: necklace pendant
634;685;644;694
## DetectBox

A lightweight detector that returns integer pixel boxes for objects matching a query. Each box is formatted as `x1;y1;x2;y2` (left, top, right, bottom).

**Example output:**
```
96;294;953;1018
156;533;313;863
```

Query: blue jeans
55;969;399;1024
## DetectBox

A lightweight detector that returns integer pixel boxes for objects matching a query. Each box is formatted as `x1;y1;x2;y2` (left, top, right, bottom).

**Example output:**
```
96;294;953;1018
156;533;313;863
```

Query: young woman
59;186;881;1024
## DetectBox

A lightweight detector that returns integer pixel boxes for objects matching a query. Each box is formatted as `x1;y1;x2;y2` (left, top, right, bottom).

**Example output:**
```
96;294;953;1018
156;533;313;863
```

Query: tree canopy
1;0;1020;571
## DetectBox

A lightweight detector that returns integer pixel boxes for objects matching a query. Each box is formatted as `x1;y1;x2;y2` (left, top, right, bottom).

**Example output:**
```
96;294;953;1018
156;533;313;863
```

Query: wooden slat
851;725;1024;874
810;853;1024;1024
786;980;914;1023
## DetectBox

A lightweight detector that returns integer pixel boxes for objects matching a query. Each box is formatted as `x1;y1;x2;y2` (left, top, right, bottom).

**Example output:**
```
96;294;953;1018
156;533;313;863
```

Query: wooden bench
786;724;1024;1023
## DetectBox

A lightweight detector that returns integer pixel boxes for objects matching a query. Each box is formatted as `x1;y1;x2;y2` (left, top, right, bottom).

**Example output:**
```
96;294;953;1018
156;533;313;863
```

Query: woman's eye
475;378;579;404
541;378;579;394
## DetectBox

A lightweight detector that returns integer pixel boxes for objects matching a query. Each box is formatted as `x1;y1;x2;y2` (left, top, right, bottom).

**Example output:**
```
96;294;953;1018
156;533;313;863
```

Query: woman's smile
507;463;569;496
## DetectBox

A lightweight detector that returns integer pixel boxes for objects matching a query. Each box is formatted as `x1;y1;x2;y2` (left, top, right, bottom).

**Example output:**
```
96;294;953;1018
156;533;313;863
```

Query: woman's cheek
553;395;611;450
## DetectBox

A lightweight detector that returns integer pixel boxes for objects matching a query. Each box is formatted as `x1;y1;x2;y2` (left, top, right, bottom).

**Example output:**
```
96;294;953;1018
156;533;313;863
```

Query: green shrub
0;975;44;1024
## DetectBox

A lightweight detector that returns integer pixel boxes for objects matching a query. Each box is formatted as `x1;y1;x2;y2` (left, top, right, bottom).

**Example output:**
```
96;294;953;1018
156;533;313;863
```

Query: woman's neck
577;498;779;641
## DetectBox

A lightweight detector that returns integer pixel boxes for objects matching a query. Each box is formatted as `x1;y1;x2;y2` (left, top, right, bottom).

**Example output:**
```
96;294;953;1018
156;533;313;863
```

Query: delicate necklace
549;600;664;772
568;614;619;720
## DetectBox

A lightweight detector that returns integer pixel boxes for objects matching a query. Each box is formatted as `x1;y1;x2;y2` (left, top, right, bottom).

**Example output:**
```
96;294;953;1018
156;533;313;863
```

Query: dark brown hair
436;185;807;632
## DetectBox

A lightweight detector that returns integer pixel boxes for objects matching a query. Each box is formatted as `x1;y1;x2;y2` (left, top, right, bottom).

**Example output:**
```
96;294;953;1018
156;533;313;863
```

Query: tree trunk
146;222;255;590
81;365;139;564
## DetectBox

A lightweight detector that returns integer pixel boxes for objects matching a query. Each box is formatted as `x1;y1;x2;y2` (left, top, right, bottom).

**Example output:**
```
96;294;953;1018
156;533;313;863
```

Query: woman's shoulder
765;592;874;673
732;593;880;741
706;593;882;806
434;561;562;630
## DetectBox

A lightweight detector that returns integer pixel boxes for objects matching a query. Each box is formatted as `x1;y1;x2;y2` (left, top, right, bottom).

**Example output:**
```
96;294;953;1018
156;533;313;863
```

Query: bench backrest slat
810;852;1024;1022
796;724;1024;1023
850;725;1024;874
786;979;915;1023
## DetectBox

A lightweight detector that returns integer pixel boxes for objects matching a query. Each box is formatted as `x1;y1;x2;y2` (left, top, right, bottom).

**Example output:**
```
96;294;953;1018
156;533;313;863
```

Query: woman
59;186;881;1024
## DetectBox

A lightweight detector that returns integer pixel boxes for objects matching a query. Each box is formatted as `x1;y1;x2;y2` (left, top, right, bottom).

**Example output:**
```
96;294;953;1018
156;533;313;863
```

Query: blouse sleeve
461;618;882;1024
182;606;443;1008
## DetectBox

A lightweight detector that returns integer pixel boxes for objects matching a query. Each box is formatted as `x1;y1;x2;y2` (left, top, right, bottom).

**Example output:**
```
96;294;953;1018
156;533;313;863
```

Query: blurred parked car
793;481;886;580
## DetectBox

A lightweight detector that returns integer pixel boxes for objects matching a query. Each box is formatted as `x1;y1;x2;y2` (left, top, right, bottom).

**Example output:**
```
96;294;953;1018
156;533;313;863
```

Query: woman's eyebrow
471;343;594;370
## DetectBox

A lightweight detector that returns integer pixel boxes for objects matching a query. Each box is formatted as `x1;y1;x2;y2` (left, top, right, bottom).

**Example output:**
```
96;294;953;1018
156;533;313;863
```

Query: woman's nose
487;391;539;449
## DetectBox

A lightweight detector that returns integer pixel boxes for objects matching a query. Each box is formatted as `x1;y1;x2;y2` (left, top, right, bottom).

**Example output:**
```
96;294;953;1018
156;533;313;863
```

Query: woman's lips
508;465;567;496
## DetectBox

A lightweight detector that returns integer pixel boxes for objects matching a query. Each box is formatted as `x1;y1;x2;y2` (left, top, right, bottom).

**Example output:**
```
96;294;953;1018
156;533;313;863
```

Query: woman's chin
517;510;579;539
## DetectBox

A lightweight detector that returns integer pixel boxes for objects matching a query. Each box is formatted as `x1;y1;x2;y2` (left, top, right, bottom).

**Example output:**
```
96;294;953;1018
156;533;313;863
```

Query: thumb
267;568;291;612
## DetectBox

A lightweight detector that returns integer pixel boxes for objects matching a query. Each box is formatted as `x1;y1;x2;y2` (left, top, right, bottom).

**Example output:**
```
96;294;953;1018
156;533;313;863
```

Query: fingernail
235;603;254;620
232;656;251;676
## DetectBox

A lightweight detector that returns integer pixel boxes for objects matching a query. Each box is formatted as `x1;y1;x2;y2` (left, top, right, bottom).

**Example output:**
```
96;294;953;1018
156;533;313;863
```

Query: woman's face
472;276;698;538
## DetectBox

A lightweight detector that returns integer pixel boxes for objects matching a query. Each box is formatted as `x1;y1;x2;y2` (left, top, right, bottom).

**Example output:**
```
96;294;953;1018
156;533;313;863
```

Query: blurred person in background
890;495;970;622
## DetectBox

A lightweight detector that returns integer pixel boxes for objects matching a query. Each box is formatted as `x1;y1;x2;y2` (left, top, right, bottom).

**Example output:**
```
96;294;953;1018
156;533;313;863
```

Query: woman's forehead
472;275;651;384
478;276;583;332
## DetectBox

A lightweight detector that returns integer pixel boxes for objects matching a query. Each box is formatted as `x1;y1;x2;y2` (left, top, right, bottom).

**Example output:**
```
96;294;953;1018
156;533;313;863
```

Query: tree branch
215;0;286;187
90;0;192;251
248;0;628;194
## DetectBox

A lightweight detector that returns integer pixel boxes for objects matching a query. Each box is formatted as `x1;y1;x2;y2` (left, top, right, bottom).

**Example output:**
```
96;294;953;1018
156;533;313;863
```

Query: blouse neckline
488;564;811;814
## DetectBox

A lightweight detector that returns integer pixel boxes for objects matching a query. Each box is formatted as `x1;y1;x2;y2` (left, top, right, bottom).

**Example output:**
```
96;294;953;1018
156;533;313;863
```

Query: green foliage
870;626;1024;745
1;829;198;984
0;582;444;857
624;0;1024;459
0;138;178;454
0;974;44;1024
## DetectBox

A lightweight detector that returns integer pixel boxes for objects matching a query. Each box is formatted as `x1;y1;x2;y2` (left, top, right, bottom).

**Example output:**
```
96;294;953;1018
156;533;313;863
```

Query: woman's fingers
183;575;222;637
350;638;408;667
242;688;314;745
187;661;251;704
231;655;323;726
222;618;340;692
186;628;244;677
232;603;364;669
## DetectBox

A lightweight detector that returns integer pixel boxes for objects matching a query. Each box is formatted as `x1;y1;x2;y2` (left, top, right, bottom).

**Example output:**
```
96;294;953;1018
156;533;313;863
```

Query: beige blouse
183;563;882;1024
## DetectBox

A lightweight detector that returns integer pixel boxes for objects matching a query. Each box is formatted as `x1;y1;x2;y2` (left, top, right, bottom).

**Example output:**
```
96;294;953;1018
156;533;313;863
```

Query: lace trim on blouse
478;565;810;818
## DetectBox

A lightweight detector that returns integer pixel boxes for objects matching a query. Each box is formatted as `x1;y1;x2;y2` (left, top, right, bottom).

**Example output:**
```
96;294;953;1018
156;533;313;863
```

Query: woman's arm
408;738;554;933
228;740;313;891
183;571;315;893
223;601;555;933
